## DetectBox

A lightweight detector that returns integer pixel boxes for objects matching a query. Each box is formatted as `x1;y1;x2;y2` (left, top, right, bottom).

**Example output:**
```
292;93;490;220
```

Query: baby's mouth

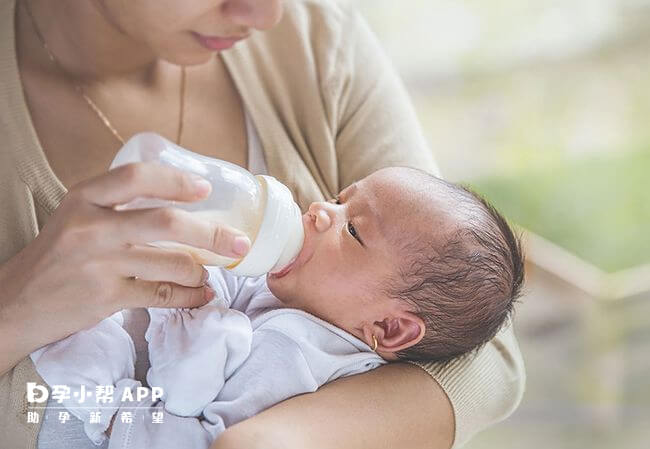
268;257;297;279
268;213;315;280
269;237;313;281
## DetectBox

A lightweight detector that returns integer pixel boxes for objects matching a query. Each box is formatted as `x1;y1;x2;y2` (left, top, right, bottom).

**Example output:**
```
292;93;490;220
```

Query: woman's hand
0;162;251;375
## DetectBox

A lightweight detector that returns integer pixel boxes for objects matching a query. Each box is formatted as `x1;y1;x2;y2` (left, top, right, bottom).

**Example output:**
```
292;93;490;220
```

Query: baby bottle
109;132;304;277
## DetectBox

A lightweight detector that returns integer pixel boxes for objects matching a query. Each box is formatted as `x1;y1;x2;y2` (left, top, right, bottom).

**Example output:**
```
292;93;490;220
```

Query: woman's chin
159;47;215;67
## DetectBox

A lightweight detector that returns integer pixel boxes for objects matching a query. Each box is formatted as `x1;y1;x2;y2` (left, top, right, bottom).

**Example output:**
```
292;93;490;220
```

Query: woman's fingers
71;161;252;259
117;246;210;288
75;162;212;208
121;277;215;310
111;207;251;259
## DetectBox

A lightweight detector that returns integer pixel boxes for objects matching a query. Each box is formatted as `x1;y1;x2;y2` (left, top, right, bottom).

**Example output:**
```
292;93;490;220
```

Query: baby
31;167;524;448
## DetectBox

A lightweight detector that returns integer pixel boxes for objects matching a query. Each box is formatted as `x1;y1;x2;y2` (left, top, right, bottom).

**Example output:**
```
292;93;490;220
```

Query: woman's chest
21;58;248;190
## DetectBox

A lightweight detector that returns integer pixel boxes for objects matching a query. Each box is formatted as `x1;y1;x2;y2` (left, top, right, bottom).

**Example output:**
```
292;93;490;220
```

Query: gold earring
371;335;378;352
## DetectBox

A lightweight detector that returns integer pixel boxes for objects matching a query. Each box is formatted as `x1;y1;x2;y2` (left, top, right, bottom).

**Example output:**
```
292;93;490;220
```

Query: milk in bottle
109;132;304;277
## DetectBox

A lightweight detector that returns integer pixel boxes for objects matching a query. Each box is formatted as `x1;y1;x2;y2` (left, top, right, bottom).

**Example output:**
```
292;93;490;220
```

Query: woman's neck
21;0;158;83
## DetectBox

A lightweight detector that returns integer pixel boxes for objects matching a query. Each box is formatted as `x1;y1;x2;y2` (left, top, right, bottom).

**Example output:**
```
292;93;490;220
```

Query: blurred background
354;1;650;448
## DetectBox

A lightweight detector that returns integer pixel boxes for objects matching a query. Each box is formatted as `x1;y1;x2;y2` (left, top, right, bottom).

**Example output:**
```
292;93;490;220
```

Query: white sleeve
204;315;386;434
109;314;385;449
145;305;253;417
108;329;319;449
251;311;387;385
201;329;320;429
203;266;242;308
30;312;137;446
206;266;281;314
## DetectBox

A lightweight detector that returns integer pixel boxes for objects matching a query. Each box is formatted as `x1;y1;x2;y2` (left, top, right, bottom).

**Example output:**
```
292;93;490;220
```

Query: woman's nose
307;202;335;233
221;0;283;30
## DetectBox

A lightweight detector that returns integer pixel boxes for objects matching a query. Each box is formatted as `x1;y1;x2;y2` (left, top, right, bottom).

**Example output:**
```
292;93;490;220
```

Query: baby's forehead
363;168;455;215
361;169;463;245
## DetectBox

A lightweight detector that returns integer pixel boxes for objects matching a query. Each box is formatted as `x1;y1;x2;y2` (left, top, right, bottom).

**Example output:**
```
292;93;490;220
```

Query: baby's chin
265;275;297;305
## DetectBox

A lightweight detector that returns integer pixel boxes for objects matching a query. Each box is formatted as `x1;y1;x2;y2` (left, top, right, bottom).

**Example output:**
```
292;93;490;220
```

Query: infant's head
266;167;524;362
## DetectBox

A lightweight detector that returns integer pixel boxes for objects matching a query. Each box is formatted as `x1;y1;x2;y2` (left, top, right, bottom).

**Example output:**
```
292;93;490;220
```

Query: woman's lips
192;32;247;51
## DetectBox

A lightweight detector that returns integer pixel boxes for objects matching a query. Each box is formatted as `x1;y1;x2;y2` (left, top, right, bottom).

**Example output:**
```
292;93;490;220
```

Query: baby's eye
347;221;361;243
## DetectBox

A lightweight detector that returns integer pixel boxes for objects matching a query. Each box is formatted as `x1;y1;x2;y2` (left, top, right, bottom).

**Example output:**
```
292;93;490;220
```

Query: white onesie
30;267;385;448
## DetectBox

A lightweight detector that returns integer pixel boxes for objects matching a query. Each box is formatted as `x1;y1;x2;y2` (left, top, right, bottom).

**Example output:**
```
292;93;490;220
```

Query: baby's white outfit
30;267;385;448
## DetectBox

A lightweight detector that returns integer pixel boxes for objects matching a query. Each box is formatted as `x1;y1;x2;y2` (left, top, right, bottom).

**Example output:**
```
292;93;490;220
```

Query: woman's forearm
0;312;31;376
0;254;43;375
213;363;454;449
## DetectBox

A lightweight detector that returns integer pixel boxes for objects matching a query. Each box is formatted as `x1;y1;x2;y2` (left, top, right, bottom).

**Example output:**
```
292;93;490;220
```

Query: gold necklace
22;0;186;146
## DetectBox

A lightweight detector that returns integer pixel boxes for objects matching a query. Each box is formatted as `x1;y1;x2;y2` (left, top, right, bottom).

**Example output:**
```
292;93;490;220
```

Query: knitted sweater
0;0;525;447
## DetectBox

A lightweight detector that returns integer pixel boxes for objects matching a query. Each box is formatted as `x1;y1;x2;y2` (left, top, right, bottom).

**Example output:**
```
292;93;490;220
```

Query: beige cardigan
0;0;526;447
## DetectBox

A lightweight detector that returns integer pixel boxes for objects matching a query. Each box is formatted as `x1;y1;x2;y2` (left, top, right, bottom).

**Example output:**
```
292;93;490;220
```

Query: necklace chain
23;0;186;146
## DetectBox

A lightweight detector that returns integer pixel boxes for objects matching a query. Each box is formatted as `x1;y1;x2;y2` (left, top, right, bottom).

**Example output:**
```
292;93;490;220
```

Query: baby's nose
307;202;332;233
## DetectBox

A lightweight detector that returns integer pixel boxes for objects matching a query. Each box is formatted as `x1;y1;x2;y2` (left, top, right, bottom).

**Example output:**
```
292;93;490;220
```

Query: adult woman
0;0;525;448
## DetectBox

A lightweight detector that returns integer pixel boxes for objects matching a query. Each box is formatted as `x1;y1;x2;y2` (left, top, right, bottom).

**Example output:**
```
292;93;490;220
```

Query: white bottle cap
228;176;305;277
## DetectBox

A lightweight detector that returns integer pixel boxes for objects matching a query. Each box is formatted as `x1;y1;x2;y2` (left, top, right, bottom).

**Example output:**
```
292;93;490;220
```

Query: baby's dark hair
385;169;524;363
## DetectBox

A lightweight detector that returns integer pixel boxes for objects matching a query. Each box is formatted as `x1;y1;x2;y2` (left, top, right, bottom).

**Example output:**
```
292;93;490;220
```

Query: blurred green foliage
357;0;650;275
470;149;650;272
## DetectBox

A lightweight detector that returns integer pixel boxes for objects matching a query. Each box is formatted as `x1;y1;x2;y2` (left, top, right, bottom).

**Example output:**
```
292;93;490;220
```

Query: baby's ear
376;314;425;352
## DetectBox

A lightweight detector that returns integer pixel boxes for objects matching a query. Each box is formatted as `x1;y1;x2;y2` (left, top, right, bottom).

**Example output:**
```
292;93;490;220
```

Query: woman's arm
214;363;454;449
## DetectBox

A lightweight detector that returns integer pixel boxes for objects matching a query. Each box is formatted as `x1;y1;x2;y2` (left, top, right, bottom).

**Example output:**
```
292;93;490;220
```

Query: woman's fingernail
233;236;251;257
204;286;215;301
201;268;209;284
189;174;212;196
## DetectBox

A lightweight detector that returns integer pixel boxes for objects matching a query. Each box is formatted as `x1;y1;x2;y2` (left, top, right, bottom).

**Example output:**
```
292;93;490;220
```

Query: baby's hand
30;315;137;445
